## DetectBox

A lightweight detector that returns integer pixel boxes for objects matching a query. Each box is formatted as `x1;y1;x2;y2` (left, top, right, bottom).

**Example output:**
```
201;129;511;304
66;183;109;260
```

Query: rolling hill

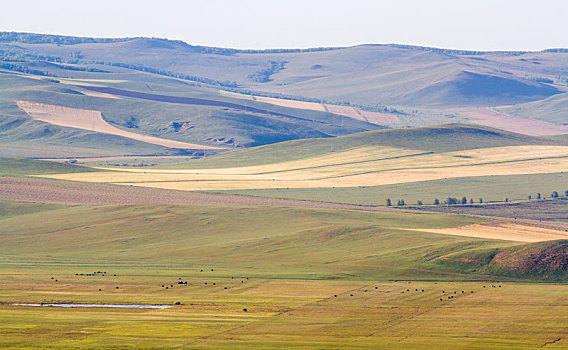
3;33;566;107
1;32;568;160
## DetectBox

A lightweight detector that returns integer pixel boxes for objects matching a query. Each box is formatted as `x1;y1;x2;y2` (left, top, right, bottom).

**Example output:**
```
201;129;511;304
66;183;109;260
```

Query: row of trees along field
386;190;568;207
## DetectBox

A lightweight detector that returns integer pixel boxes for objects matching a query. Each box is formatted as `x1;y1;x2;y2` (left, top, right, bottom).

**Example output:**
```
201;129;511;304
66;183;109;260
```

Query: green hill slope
164;124;559;169
0;202;515;280
499;92;568;125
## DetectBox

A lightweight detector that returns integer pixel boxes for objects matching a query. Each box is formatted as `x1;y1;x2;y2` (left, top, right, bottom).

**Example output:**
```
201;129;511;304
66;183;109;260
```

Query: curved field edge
16;100;225;150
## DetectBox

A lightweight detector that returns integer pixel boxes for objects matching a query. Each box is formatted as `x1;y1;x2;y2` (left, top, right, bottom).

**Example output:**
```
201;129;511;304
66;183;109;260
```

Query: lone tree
433;198;440;205
461;197;467;205
505;197;509;203
469;198;474;204
397;199;406;206
565;190;568;196
386;198;392;206
528;195;532;200
537;193;541;199
552;191;559;198
416;200;423;205
479;198;483;204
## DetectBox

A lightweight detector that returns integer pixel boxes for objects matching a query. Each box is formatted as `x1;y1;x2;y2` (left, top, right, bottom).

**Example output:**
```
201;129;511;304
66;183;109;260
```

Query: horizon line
2;30;567;54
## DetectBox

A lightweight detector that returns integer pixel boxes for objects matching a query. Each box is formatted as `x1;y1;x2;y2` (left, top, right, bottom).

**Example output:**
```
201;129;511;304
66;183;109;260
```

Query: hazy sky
1;0;567;51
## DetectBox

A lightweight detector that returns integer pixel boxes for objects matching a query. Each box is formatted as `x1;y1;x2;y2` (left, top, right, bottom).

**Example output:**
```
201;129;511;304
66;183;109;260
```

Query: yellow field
17;101;224;150
416;222;568;242
39;145;568;191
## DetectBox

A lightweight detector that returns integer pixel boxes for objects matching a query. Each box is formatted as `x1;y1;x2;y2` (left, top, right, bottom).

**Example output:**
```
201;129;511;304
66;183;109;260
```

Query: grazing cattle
98;289;101;291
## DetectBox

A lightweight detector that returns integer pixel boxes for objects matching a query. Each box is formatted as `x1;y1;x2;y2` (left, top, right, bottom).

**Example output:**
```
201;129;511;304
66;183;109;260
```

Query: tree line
386;190;568;207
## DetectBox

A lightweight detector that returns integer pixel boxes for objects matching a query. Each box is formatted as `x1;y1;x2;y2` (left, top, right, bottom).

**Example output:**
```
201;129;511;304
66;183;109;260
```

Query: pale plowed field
251;95;399;125
458;107;568;136
17;101;224;150
38;145;568;191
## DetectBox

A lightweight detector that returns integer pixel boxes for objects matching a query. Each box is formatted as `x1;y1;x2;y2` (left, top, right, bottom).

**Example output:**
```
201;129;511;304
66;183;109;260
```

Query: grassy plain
2;277;568;349
0;201;568;348
2;152;568;347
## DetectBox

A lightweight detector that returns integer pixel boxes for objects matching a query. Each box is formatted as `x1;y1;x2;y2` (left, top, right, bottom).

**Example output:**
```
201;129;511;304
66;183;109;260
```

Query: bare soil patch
458;107;568;136
0;176;393;211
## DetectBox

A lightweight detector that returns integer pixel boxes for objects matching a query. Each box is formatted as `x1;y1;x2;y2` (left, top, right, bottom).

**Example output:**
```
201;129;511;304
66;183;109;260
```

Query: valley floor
1;270;567;349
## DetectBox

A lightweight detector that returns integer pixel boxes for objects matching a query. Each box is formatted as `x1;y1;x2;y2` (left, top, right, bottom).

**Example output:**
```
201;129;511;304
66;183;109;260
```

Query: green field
0;157;99;176
217;172;568;206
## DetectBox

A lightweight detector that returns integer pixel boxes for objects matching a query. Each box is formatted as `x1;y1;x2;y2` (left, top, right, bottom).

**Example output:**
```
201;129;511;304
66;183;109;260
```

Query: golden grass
414;222;568;242
39;145;568;191
17;101;224;150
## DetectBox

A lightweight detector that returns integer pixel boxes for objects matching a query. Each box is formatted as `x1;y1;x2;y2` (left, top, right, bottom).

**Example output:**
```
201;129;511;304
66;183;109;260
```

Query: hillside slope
499;92;568;125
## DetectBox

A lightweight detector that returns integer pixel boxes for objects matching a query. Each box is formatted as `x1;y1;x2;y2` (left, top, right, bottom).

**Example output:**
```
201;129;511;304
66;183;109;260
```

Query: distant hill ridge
1;31;566;55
